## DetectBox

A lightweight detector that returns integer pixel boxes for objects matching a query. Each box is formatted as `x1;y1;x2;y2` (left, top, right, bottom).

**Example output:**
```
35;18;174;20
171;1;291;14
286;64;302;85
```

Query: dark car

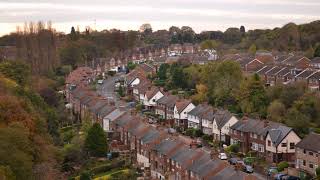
228;158;238;165
274;173;286;180
237;161;254;173
281;175;300;180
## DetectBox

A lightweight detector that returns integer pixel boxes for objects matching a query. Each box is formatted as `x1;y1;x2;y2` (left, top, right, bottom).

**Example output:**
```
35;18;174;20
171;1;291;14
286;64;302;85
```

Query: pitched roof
175;99;192;113
295;69;317;79
153;138;182;155
145;87;161;100
296;133;320;152
267;125;293;146
188;103;215;120
157;95;179;108
231;118;284;137
101;108;124;120
214;110;234;129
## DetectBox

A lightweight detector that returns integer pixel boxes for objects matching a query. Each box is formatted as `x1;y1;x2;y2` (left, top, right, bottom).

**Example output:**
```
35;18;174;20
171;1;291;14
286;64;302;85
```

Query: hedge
90;160;125;175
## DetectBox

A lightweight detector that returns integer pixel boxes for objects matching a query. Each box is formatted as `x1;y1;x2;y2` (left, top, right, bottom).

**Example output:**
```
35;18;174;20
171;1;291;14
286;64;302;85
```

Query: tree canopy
84;123;108;157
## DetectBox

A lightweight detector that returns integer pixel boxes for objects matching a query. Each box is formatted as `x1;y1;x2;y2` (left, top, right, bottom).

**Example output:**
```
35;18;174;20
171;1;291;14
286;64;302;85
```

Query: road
96;73;126;108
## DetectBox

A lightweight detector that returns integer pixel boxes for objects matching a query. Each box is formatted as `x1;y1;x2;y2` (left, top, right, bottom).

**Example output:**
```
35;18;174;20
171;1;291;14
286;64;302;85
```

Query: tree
200;40;219;50
192;84;208;104
203;61;243;107
267;100;286;123
157;64;170;80
285;108;310;136
248;44;257;55
70;26;79;41
0;61;31;86
240;26;246;34
127;61;136;70
0;125;34;180
223;28;242;44
314;44;320;57
60;42;84;68
236;74;269;118
84;123;107;157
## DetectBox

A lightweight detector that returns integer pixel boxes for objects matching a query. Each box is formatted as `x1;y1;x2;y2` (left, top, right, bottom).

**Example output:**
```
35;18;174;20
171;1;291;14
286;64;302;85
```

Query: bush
229;143;240;153
193;129;203;137
185;128;194;137
80;171;91;180
277;161;289;172
202;134;212;142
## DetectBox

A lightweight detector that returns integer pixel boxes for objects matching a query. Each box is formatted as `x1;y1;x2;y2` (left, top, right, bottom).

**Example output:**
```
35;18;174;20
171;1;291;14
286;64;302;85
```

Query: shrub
229;143;240;153
202;134;212;142
80;171;91;180
185;128;194;137
277;161;289;172
193;129;203;137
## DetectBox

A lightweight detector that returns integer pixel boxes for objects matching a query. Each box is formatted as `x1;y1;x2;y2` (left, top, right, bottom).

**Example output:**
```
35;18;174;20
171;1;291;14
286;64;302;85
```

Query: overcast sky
0;0;319;35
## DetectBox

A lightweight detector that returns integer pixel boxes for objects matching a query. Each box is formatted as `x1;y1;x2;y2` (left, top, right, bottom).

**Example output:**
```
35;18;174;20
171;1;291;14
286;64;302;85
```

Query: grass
93;168;129;180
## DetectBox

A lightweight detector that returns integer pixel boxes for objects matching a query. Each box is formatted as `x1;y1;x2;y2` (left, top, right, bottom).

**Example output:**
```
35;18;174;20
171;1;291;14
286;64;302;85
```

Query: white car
97;80;104;84
218;153;227;160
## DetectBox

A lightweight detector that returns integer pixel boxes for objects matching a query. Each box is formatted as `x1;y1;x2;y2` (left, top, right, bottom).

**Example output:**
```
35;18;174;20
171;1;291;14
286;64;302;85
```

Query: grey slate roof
140;130;161;144
157;95;179;108
188;104;214;120
268;125;292;146
296;133;320;152
169;146;195;164
296;69;316;78
153;138;181;155
88;100;108;113
231;119;283;137
102;108;124;120
214;110;234;129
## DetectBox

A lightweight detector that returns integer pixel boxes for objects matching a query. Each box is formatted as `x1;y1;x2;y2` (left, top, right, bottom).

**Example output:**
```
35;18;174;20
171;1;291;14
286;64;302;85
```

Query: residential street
97;73;126;108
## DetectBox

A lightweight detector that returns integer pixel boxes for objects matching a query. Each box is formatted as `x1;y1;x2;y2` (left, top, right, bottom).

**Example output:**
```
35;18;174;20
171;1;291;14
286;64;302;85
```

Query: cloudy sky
0;0;319;35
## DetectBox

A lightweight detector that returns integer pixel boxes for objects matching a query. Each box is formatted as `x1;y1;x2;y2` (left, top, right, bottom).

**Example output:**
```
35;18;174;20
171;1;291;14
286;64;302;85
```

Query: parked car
218;153;227;160
237;161;254;173
267;167;278;177
97;79;104;84
274;173;287;180
281;175;300;180
228;158;238;165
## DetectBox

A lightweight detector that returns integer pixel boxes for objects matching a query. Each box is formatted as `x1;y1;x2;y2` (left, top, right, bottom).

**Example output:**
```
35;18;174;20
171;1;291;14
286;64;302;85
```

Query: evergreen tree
70;26;78;41
84;123;107;157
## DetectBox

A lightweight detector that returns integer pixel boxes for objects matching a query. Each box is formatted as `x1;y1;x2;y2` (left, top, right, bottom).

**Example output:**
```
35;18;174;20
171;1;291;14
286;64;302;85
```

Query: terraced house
295;133;320;176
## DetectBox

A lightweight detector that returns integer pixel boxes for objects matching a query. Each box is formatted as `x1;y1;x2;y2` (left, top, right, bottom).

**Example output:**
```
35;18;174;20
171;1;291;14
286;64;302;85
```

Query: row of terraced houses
124;62;320;177
65;67;260;180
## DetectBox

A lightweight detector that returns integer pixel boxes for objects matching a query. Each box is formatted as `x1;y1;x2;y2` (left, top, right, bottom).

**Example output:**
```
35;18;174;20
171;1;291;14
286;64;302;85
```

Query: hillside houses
221;52;320;90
